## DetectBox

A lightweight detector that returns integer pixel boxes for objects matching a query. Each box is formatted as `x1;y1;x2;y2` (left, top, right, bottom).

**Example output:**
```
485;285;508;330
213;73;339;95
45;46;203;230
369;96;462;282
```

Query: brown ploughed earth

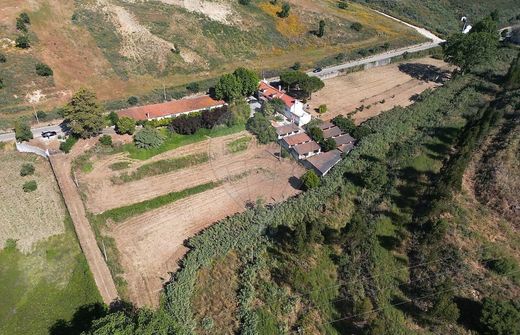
78;132;304;306
309;57;455;124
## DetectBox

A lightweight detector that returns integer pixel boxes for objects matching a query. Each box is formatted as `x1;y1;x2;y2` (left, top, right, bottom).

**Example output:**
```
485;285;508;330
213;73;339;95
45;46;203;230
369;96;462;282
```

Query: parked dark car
313;67;323;73
41;131;57;138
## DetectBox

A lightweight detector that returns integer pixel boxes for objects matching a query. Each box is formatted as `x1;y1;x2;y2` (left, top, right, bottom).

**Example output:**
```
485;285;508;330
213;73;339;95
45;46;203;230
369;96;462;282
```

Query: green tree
246;113;276;144
322;138;336;152
429;282;460;322
332;115;355;133
19;12;30;24
301;170;320;190
64;88;105;138
317;20;326;37
307;126;324;143
362;161;388;191
301;76;325;99
14;120;33;142
116;117;136;135
480;298;520;335
108;111;119;126
278;3;290;18
16;17;27;32
15;35;30;49
233;67;259;97
134;127;165;149
443;17;499;74
127;96;139;106
215;73;242;102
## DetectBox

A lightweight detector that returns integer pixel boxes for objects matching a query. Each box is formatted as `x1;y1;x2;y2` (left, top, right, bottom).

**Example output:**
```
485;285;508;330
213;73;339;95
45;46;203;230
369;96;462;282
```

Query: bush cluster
169;106;231;135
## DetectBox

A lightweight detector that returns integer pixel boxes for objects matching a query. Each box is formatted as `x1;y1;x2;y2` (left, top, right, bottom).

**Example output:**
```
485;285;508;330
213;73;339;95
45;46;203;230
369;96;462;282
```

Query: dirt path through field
108;143;303;307
49;151;118;305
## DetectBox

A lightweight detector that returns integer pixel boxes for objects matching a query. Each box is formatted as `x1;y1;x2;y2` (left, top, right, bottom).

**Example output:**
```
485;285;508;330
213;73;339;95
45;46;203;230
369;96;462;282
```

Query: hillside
0;0;425;129
355;0;520;36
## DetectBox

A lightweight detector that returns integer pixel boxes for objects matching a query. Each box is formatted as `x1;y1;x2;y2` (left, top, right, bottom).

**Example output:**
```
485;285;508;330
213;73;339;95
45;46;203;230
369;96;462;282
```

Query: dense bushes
60;136;78;153
22;180;37;192
35;63;53;76
246;113;276;144
169;107;231;135
480;298;520;335
134;127;165;149
14;120;33;142
20;163;35;176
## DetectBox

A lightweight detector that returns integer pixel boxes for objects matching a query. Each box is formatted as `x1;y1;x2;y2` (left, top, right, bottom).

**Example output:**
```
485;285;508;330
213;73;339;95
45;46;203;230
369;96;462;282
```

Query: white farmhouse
258;80;311;127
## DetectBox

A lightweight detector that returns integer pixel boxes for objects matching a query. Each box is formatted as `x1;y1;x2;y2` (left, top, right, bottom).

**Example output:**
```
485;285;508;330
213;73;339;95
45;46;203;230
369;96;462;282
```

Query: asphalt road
0;124;64;142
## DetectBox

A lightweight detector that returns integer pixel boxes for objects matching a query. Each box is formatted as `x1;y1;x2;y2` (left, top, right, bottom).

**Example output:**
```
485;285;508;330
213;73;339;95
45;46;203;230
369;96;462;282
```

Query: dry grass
192;251;241;334
0;149;66;252
258;2;306;38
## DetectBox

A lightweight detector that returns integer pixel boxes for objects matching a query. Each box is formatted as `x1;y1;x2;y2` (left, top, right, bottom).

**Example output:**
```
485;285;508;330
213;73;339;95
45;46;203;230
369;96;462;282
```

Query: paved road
49;153;119;305
0;124;64;142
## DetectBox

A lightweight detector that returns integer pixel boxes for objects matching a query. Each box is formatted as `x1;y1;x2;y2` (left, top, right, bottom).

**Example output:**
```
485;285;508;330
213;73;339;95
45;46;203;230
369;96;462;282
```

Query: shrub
338;1;348;9
35;63;53;76
169;107;231;135
480;298;520;335
20;163;35;176
116;117;136;135
301;170;320;190
0;78;4;89
278;3;291;18
14;120;33;142
99;135;113;146
0;53;5;63
134;127;165;149
59;136;78;153
108;111;119;126
23;180;37;192
15;35;30;49
19;12;30;24
186;82;200;93
16;17;27;32
239;0;251;4
246;113;276;144
36;110;47;121
322;138;336;152
127;96;139;106
332;115;355;133
487;257;518;276
351;22;363;31
318;104;327;114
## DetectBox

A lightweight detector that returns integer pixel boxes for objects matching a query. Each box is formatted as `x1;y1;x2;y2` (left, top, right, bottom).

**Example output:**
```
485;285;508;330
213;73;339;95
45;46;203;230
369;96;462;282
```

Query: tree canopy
64;88;105;138
443;15;499;74
233;67;259;97
480;298;520;335
14;120;33;142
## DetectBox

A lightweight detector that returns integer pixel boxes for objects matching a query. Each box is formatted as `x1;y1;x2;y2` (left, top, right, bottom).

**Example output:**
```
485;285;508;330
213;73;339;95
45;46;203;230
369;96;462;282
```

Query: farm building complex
258;81;312;127
118;96;225;121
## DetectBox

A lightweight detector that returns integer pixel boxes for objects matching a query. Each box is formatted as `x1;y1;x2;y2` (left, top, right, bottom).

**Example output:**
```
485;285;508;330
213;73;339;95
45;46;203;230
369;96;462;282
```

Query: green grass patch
113;153;209;184
121;124;245;161
96;181;221;223
227;136;252;153
0;217;102;335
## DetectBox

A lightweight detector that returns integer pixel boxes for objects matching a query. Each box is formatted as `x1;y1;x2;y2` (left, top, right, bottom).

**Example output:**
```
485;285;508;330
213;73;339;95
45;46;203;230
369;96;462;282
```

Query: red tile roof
282;133;312;146
117;96;225;121
259;81;296;108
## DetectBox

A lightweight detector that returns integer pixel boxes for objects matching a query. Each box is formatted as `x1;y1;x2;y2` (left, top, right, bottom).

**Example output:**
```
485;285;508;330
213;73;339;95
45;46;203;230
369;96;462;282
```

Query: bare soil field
78;133;304;306
309;57;455;124
0;148;66;252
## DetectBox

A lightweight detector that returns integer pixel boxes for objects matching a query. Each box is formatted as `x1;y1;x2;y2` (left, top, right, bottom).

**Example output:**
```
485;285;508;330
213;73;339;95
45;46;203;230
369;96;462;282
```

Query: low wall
15;142;49;159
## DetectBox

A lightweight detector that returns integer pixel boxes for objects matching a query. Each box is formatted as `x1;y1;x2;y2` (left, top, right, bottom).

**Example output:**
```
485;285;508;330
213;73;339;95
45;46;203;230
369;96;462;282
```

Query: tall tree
14;120;33;142
301;76;325;99
443;31;498;74
215;73;242;102
64;88;105;138
233;67;259;97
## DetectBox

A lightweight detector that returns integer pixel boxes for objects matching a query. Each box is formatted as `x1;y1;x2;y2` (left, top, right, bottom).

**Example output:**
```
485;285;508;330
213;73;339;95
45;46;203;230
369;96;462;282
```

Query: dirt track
49;146;118;305
98;139;304;307
309;57;454;124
